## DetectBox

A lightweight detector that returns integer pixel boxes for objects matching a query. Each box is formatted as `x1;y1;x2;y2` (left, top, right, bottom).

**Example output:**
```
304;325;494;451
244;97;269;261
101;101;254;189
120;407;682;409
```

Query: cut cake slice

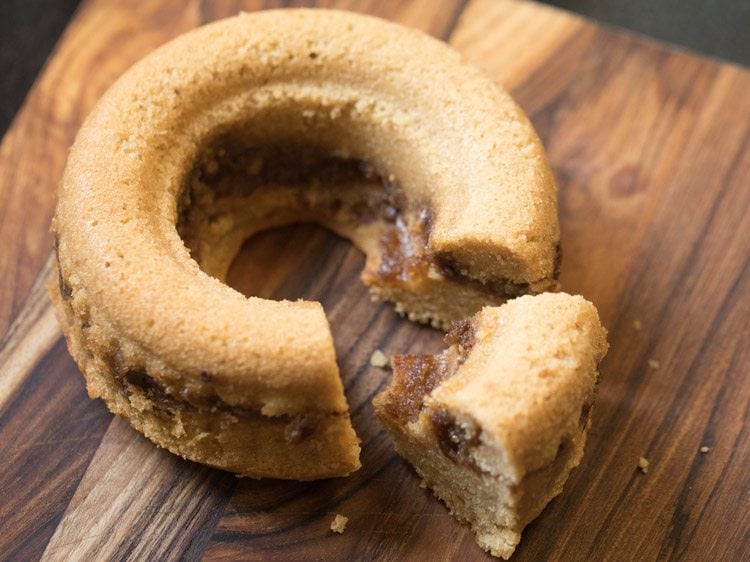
373;292;609;558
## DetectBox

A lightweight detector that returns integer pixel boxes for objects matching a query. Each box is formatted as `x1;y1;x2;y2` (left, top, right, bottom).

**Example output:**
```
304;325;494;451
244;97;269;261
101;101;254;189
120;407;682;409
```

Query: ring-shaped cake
51;9;560;480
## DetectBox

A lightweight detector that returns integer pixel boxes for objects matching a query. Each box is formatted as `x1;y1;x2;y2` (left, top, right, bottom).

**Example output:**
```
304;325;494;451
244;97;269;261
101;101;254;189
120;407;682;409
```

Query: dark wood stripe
0;339;112;560
678;338;750;559
440;0;470;41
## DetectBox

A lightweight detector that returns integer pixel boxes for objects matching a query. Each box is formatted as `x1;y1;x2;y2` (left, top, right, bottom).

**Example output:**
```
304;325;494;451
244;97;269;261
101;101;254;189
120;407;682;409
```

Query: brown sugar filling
385;354;452;423
383;319;477;424
175;138;545;299
104;353;328;445
430;408;481;469
444;318;477;363
385;321;583;477
382;319;486;472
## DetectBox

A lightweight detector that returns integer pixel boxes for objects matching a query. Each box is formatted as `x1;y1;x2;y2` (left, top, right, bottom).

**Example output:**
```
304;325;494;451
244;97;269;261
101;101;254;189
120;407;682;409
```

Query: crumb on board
330;514;348;534
638;457;649;474
370;349;389;369
700;446;710;454
633;320;643;331
648;359;660;369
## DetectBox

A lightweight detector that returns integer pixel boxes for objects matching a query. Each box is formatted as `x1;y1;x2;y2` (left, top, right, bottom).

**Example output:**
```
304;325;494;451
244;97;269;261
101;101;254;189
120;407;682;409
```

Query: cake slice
373;293;608;558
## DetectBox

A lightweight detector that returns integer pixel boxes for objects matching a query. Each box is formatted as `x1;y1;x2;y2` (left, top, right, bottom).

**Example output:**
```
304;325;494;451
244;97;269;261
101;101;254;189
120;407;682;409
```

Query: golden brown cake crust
52;9;559;479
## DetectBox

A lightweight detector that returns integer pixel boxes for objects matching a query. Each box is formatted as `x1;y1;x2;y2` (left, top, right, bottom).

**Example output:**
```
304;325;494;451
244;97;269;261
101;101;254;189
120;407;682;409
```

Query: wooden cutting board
1;0;748;560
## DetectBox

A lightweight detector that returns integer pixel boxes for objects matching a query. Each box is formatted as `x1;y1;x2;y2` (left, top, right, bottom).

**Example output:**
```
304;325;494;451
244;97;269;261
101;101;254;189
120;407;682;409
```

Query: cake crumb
330;514;348;534
638;457;649;474
370;349;389;369
633;320;643;331
648;359;660;369
700;446;710;454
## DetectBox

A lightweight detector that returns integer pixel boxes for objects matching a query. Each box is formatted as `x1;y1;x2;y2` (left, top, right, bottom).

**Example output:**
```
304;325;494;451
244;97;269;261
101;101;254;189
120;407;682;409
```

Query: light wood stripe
0;256;60;410
452;0;585;89
41;417;234;561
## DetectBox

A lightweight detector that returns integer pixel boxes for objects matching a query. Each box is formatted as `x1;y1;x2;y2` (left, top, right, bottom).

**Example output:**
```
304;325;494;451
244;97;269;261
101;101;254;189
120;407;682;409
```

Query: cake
50;9;559;479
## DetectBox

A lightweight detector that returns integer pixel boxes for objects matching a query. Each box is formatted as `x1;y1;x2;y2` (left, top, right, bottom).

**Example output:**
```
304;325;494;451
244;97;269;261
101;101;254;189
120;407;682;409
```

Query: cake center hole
225;223;366;305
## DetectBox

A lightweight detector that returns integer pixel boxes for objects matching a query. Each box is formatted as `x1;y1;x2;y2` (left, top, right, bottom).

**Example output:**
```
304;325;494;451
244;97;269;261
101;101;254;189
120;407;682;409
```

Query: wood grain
42;418;235;561
1;0;748;560
0;256;59;409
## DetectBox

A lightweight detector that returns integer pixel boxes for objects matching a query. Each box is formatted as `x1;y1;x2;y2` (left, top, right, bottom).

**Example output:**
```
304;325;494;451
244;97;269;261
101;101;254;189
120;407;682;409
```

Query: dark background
1;0;748;136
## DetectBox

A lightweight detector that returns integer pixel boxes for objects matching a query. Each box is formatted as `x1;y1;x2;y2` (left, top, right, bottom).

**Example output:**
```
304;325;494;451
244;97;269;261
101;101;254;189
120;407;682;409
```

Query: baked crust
52;9;559;479
374;293;609;558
